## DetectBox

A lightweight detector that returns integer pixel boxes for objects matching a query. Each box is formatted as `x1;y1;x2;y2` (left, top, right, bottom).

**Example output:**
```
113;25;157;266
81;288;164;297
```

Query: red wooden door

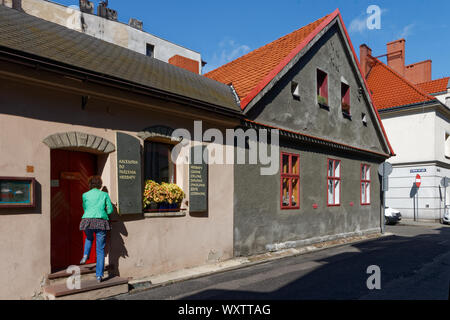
51;150;97;272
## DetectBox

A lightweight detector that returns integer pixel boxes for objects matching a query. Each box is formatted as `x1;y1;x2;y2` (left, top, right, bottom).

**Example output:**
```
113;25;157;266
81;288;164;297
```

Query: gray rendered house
206;9;395;256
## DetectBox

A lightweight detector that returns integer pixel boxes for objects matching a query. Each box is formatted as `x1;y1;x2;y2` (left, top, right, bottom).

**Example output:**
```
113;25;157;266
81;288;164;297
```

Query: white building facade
381;104;450;221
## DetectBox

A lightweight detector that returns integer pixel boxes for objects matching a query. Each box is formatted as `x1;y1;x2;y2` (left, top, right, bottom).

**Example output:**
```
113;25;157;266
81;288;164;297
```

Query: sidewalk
126;231;392;294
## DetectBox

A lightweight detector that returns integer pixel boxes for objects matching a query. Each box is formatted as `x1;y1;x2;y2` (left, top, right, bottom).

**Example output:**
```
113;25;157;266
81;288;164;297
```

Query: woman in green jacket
79;176;114;282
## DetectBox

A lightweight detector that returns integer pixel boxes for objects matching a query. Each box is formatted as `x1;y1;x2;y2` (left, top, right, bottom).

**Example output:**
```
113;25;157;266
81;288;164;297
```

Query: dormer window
317;69;328;106
291;81;300;100
362;113;368;126
341;82;350;116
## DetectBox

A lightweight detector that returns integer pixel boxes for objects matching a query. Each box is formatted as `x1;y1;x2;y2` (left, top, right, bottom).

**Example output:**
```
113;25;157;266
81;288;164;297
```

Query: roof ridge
204;13;330;78
416;76;450;85
369;55;435;102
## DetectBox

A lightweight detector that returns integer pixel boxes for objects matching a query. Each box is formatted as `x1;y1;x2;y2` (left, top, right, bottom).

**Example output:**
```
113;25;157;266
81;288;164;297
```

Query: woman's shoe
96;276;102;283
79;256;88;265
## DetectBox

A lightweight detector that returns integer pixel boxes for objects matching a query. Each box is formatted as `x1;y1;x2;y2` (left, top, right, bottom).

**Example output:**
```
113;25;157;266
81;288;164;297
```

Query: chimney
169;55;200;74
405;60;432;84
129;18;143;31
359;44;372;78
97;1;118;21
79;0;94;14
387;39;405;76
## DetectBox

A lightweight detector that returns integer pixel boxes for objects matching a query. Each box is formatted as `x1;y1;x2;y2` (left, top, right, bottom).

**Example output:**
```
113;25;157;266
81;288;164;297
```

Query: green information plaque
116;132;143;215
189;146;208;213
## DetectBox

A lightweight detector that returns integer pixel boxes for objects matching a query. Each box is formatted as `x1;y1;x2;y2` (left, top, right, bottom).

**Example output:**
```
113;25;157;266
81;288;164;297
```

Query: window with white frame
361;164;371;205
327;159;341;206
445;133;450;159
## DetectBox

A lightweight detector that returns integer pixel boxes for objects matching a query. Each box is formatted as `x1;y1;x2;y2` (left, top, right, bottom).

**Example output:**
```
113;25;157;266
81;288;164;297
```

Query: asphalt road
114;224;450;300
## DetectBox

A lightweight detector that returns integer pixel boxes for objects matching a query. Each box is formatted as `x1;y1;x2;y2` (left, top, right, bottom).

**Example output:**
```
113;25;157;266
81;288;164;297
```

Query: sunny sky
54;0;449;79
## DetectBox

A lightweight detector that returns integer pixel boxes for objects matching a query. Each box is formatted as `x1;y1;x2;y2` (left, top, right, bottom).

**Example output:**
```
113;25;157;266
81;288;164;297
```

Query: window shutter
189;145;208;213
116;132;143;214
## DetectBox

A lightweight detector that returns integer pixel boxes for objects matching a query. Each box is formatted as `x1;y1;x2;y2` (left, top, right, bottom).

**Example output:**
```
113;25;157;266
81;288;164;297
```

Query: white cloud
203;38;251;73
397;24;415;39
349;15;367;34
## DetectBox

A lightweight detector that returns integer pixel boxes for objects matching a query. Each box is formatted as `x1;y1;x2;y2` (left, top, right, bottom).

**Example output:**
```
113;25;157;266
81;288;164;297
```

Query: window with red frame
327;159;341;206
361;164;371;205
281;153;300;209
317;69;328;106
341;82;350;115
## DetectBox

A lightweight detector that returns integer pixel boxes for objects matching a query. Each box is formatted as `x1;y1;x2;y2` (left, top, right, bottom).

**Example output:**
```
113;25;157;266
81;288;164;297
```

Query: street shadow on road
177;227;450;300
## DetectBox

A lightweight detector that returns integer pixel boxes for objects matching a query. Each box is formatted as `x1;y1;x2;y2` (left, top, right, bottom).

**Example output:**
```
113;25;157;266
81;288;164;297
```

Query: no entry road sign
415;174;421;188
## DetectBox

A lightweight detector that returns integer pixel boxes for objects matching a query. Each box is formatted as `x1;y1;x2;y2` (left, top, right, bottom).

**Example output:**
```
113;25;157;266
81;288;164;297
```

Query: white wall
381;110;436;164
385;164;449;221
381;106;450;221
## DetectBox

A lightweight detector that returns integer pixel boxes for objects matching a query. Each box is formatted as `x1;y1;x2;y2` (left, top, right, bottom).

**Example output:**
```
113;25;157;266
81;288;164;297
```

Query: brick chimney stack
386;39;405;77
169;55;200;74
359;44;373;78
405;60;432;84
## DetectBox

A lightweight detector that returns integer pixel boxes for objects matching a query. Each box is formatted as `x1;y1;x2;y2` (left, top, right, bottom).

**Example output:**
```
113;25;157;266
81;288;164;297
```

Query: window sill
281;207;300;210
318;103;330;111
143;208;187;218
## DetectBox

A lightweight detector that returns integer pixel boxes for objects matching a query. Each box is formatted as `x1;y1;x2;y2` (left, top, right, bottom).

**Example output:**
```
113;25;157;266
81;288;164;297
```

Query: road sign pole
416;188;419;221
379;162;392;234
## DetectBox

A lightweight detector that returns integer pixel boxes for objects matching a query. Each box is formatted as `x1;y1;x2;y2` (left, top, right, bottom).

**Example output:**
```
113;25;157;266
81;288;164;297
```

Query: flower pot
149;203;158;210
158;202;180;210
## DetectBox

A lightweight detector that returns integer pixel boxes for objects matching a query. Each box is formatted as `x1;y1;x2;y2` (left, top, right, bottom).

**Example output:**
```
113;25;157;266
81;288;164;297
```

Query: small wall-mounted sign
51;180;60;188
26;166;34;173
350;202;354;207
61;172;81;181
0;177;36;208
410;169;426;174
313;203;318;209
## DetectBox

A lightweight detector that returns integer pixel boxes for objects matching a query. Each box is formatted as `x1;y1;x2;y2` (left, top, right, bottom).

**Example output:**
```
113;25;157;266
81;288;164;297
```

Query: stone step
44;276;129;300
48;264;112;285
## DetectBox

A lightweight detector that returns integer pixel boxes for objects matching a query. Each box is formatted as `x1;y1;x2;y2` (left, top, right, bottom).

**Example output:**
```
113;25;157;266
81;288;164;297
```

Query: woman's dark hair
88;176;103;190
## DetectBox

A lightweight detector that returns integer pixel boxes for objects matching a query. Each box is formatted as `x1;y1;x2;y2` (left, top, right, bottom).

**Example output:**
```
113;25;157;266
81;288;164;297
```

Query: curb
123;231;393;296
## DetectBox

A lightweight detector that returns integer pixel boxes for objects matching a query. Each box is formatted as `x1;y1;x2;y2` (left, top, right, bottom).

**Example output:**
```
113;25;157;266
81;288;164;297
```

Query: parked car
443;208;450;225
385;207;402;225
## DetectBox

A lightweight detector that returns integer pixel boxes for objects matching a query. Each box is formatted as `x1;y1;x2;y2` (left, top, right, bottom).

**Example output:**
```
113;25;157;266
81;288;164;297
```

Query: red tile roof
205;9;395;156
366;57;436;110
417;77;449;95
205;11;337;109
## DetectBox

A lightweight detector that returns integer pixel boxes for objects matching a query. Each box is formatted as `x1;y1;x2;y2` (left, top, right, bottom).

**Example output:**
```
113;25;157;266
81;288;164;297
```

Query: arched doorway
44;132;115;272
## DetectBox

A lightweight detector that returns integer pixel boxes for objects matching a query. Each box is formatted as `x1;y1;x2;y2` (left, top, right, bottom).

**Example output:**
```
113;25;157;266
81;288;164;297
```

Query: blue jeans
83;229;107;278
